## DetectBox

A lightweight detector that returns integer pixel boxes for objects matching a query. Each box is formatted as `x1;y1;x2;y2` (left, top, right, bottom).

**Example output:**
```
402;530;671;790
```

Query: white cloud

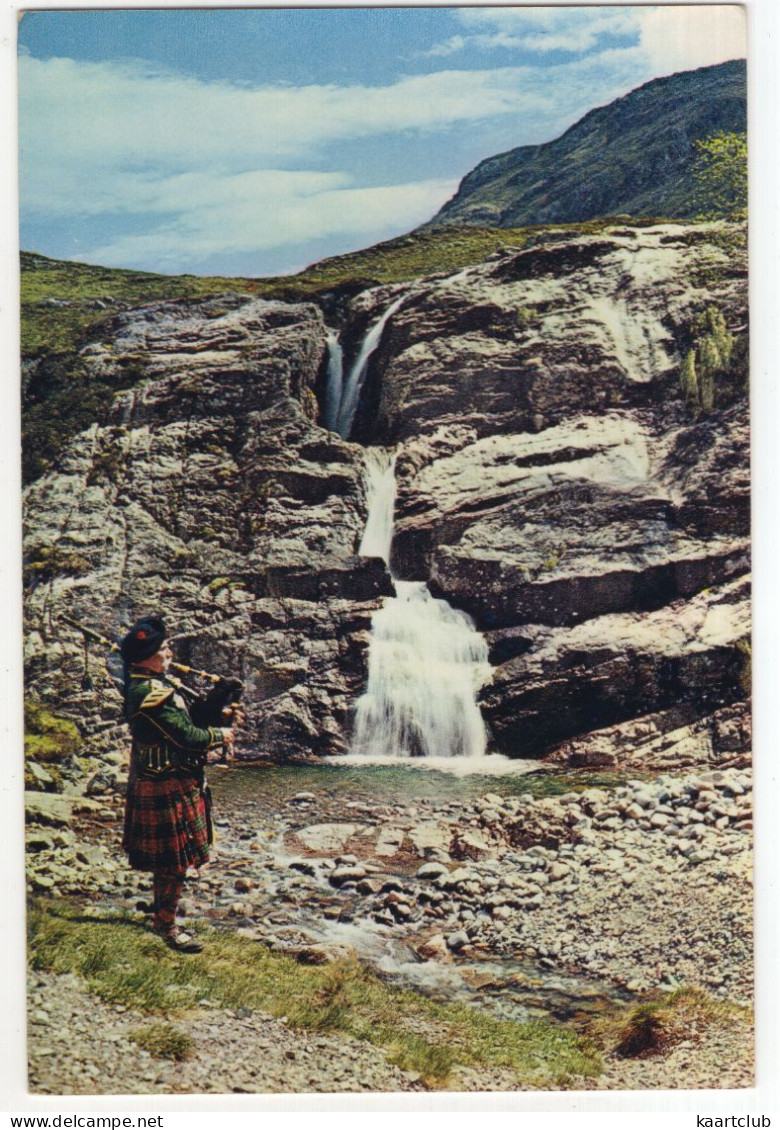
637;6;746;76
19;54;545;178
447;6;746;71
448;7;644;55
84;175;459;273
19;52;551;270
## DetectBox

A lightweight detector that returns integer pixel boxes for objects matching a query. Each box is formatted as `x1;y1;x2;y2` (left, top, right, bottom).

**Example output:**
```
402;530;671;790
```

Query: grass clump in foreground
28;902;600;1090
130;1022;194;1062
593;987;750;1060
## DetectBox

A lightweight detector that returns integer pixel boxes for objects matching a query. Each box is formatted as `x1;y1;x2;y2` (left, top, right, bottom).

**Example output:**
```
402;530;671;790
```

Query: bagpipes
58;613;244;729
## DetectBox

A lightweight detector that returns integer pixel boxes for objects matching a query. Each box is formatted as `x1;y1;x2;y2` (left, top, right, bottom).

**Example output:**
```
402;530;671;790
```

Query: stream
207;760;641;1028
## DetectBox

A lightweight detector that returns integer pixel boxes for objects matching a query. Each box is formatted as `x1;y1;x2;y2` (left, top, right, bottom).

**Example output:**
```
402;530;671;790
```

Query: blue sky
18;5;746;278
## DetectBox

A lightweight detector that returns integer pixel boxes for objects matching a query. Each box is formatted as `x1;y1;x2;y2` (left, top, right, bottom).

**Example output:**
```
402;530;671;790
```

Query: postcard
11;2;769;1112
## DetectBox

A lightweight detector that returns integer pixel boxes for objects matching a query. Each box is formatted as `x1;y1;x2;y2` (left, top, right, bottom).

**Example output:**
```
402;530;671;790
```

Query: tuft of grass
592;986;749;1061
130;1022;194;1062
28;901;602;1088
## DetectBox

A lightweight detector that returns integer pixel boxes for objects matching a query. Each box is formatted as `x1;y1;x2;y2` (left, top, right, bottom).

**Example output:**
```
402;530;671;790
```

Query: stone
449;830;493;862
291;824;359;854
416;862;449;881
27;763;57;789
548;862;571;881
415;933;450;962
25;793;74;827
374;828;406;857
329;866;367;887
26;832;55;853
445;930;470;952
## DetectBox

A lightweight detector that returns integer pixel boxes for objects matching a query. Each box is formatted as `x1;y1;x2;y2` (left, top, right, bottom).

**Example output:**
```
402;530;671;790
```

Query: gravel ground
27;969;424;1095
27;965;754;1095
26;764;755;1093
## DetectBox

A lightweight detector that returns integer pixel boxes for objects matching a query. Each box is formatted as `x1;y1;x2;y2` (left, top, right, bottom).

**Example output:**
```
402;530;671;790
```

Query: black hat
120;616;167;664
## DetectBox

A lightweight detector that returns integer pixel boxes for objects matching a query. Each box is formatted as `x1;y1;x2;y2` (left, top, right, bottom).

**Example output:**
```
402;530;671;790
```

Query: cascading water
350;448;492;761
323;296;492;761
334;295;407;438
358;447;398;562
322;330;344;433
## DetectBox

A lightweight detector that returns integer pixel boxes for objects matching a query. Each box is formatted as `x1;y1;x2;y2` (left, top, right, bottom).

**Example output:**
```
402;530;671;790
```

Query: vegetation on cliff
693;131;748;221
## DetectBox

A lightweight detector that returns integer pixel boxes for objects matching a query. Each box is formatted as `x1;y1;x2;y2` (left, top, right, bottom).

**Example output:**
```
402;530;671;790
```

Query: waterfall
321;299;492;761
358;447;398;562
322;331;344;433
334;295;406;438
349;447;492;761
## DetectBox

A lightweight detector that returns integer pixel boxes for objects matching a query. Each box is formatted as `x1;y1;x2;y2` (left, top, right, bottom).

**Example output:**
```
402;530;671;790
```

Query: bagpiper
120;616;234;952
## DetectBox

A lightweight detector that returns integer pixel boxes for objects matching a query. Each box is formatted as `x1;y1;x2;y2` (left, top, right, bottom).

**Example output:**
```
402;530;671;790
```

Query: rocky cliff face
24;295;388;762
24;219;749;775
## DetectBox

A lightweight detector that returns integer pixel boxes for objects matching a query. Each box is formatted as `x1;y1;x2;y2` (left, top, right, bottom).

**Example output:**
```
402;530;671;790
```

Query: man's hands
208;727;235;762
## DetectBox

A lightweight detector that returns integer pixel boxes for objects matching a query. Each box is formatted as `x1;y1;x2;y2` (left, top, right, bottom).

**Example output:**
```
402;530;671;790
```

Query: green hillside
427;60;746;231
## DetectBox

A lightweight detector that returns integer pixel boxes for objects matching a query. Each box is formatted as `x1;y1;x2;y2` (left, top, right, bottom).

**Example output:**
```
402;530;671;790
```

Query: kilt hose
123;773;211;873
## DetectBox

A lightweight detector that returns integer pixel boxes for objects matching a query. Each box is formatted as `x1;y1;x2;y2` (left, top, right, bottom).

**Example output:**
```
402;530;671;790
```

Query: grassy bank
29;900;601;1089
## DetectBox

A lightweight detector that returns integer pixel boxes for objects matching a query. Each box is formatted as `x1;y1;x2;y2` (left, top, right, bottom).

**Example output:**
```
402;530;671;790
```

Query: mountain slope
426;59;746;230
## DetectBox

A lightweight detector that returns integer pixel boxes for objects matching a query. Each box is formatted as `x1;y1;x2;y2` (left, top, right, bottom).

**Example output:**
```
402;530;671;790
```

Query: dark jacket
125;671;223;777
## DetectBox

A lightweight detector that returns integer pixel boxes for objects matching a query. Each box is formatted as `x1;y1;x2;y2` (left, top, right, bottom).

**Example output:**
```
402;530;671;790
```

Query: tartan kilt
123;773;211;872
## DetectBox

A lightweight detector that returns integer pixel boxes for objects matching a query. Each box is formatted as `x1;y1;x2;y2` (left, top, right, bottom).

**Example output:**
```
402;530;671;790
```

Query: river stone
416;862;449;881
291;823;359;854
356;878;382;895
415;933;451;962
380;878;405;894
445;930;470;952
329;865;367;887
389;902;413;921
406;822;453;855
28;763;57;789
449;830;493;862
25;793;74;827
375;828;406;856
26;832;55;853
287;859;318;877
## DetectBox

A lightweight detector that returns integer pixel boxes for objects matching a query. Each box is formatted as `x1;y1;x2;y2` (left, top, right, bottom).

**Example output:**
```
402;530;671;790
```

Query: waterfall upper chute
322;331;344;434
335;295;406;439
358;447;398;563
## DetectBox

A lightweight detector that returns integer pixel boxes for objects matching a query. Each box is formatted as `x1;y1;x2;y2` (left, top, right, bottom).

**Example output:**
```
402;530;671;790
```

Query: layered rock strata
24;220;749;770
24;295;382;760
346;222;749;759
